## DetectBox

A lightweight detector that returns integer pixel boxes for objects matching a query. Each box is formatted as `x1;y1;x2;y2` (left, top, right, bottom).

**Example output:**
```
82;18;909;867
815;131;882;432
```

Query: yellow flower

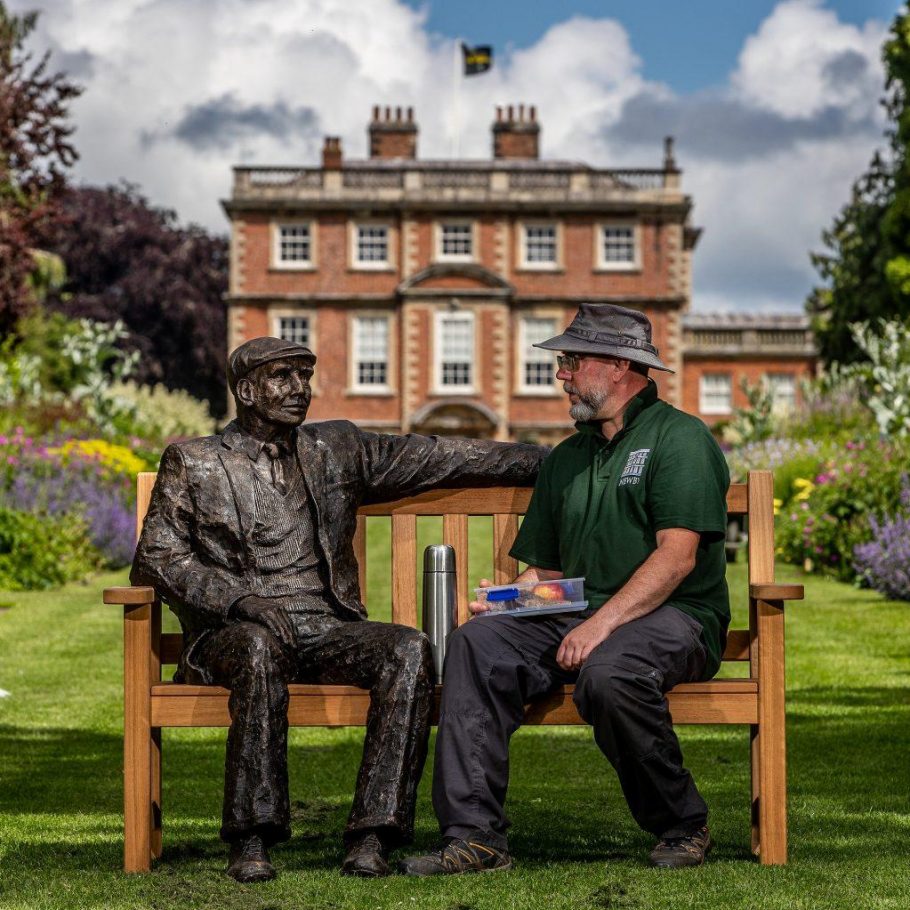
773;498;782;516
792;478;814;502
49;439;146;477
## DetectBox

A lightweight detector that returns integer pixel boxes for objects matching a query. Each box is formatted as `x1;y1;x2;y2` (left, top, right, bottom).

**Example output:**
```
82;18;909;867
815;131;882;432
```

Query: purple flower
0;452;137;567
854;478;910;600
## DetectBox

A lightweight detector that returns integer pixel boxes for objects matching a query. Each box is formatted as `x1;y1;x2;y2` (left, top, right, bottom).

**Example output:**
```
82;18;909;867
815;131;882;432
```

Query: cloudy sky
13;0;900;312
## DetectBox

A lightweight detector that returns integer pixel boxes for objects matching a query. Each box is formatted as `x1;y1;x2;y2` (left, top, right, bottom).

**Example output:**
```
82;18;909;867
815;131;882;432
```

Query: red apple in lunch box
532;582;566;602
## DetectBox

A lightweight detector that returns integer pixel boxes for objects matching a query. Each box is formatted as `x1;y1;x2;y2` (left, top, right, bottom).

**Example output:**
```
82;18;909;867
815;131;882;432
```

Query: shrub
0;430;138;569
846;318;910;437
774;438;910;580
726;437;827;502
783;368;875;442
721;379;777;447
0;507;100;590
853;480;910;600
105;381;215;442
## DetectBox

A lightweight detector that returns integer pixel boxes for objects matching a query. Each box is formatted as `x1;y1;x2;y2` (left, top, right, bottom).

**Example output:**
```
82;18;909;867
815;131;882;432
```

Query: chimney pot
369;103;418;158
663;135;677;170
492;103;540;159
322;135;343;170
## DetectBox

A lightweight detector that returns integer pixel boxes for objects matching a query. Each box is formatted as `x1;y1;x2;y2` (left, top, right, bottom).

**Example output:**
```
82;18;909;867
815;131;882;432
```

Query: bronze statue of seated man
131;336;546;882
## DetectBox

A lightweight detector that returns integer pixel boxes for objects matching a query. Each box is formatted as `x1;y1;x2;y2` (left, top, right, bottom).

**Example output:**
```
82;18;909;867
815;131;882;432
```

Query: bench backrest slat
136;472;758;668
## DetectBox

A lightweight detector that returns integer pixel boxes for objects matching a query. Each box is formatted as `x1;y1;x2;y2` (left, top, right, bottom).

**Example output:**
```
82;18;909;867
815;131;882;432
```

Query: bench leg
750;725;760;856
124;603;153;873
756;598;787;865
151;727;162;860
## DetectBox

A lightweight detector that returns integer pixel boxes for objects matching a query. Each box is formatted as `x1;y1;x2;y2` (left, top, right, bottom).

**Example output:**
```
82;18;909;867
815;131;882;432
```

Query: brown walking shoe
341;830;391;877
226;833;276;882
399;836;512;876
649;825;713;868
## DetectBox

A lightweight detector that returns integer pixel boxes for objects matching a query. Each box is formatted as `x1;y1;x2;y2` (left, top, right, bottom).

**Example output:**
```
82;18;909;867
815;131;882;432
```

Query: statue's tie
263;442;289;495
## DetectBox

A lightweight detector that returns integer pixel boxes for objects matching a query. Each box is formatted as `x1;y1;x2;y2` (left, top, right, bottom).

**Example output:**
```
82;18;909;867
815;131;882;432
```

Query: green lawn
1;527;909;910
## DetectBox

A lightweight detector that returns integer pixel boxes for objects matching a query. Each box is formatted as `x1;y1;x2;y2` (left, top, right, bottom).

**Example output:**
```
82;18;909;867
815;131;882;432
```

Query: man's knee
391;625;433;677
227;622;290;679
573;660;654;723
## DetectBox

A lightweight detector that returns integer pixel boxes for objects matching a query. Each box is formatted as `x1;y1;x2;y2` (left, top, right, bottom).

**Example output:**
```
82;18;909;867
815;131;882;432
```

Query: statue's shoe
341;831;391;877
226;834;276;883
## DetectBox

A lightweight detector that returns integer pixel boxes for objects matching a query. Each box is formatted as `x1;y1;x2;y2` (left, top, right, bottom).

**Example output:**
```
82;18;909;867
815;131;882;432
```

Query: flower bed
0;428;149;588
728;435;910;590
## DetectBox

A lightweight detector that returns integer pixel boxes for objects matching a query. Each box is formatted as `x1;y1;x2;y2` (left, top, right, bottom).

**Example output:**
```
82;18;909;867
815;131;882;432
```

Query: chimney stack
492;104;540;159
369;105;418;159
322;136;342;170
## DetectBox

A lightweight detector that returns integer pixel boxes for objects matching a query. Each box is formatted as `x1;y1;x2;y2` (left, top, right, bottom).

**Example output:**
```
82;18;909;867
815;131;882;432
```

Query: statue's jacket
131;419;546;679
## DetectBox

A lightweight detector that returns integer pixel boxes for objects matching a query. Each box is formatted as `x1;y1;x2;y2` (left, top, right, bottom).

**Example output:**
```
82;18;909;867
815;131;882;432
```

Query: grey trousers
432;605;709;848
189;609;434;847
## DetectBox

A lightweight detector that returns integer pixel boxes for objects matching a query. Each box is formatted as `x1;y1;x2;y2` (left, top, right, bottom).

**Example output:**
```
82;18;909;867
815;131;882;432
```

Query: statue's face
240;357;313;427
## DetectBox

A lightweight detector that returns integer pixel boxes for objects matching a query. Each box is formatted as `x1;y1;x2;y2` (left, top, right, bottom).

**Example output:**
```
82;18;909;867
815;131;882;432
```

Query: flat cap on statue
534;303;673;373
227;337;317;392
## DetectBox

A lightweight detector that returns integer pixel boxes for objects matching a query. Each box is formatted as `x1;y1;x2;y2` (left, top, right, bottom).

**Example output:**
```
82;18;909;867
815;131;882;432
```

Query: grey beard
567;387;607;422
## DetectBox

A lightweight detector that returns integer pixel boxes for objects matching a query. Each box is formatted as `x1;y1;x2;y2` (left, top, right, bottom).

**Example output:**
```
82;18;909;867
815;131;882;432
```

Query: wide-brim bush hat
533;303;673;373
228;336;317;393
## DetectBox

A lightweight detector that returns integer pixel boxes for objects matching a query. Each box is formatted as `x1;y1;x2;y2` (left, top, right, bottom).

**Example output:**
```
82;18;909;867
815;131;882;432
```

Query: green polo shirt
510;381;730;679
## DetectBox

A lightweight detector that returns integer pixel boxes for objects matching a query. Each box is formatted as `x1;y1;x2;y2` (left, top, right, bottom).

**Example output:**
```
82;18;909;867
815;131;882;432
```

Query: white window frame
269;307;316;353
434;311;475;393
766;372;797;412
594;221;640;271
518;221;561;270
517;315;559;394
350;313;393;393
350;221;393;270
435;220;475;263
272;221;316;270
699;373;732;416
268;306;318;391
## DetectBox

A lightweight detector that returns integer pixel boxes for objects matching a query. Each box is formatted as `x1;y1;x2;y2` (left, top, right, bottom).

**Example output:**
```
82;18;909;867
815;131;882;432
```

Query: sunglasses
556;353;618;372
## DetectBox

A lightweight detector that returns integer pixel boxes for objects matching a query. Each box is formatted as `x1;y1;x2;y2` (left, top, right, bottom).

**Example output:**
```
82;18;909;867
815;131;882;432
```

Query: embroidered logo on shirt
618;448;651;486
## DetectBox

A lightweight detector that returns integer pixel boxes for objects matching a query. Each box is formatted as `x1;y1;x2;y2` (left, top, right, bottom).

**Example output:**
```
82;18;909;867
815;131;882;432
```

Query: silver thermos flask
422;544;457;683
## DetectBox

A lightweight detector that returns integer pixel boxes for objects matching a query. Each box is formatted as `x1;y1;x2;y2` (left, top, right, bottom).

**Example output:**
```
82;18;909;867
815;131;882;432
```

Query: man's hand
232;596;296;653
468;578;494;615
556;612;613;671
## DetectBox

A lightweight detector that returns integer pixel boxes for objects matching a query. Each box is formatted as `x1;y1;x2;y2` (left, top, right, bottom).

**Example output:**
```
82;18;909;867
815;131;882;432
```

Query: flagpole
452;38;461;158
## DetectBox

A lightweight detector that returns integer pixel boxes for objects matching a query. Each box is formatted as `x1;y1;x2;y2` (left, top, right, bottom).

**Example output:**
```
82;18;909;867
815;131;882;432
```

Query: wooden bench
104;469;802;872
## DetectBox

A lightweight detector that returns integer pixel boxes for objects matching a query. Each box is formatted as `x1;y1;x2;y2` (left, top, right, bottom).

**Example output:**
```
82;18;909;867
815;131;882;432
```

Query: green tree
807;10;910;365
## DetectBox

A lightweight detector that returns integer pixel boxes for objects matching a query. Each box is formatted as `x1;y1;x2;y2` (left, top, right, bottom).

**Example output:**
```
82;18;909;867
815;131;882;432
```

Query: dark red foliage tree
0;3;80;333
41;183;230;416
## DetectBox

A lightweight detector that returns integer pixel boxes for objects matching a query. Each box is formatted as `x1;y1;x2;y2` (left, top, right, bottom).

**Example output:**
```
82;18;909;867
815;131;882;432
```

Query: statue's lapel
295;428;325;520
218;422;256;542
295;428;334;569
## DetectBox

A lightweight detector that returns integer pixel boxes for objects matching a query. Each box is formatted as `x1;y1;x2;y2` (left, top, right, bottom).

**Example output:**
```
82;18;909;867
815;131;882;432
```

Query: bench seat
149;679;760;727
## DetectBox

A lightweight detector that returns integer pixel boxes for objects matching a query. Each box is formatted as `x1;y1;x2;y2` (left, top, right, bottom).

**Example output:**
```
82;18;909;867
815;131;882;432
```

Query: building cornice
222;198;692;218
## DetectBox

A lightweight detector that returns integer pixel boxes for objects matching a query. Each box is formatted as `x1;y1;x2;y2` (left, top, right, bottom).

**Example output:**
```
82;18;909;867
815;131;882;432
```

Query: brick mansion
222;105;815;440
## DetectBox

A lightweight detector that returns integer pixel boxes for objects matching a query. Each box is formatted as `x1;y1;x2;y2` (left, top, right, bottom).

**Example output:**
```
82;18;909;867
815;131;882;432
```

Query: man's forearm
591;543;695;635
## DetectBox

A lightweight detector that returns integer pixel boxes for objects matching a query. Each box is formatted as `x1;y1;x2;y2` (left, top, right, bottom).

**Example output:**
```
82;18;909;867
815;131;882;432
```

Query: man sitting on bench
131;337;545;883
401;304;730;875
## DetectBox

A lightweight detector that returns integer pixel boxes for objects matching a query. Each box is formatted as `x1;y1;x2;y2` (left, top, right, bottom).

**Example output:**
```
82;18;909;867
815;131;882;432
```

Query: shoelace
349;832;385;856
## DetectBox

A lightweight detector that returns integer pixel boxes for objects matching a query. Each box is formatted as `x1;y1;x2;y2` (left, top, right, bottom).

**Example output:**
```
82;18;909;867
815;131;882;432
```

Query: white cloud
11;0;893;312
733;0;886;121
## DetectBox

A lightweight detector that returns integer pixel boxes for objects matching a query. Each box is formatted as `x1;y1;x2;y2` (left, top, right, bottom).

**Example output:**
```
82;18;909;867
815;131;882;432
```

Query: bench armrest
103;586;157;605
749;583;804;602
